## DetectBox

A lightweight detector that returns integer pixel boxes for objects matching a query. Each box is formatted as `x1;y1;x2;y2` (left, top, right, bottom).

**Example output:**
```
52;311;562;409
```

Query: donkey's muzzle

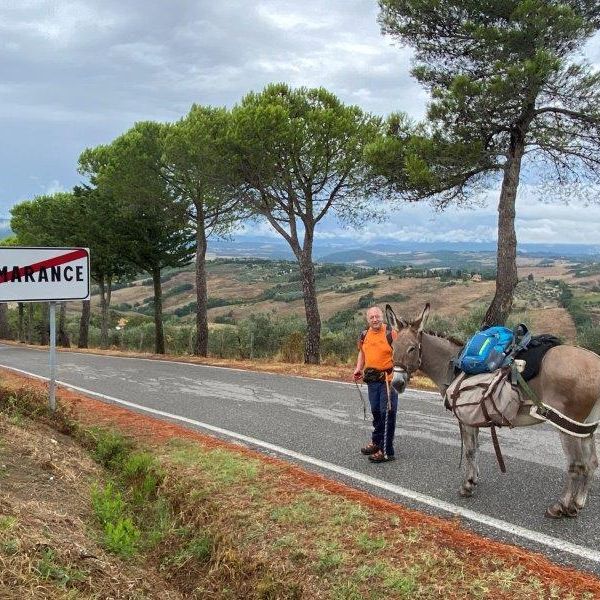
392;368;408;394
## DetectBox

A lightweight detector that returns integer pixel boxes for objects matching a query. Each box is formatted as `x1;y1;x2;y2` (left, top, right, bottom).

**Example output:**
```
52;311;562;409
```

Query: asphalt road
1;343;599;574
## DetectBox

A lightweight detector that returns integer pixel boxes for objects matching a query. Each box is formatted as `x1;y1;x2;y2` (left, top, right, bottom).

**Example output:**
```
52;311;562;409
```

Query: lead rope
458;422;464;470
354;380;367;420
383;376;392;459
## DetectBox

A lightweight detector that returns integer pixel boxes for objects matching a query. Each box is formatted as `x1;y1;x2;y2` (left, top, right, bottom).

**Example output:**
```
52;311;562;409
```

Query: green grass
86;429;171;557
355;533;387;553
315;541;345;573
103;518;140;557
271;500;320;525
331;581;364;600
169;445;259;485
383;568;419;596
34;548;87;588
272;534;298;549
354;561;388;582
330;502;369;527
0;515;16;531
1;539;19;555
165;532;215;568
87;427;133;470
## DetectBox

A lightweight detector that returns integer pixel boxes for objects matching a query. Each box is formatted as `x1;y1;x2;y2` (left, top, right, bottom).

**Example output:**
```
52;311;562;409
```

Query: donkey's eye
407;346;415;354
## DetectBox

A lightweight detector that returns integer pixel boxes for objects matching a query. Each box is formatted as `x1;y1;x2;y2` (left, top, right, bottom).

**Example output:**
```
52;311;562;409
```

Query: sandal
360;442;380;455
368;450;395;463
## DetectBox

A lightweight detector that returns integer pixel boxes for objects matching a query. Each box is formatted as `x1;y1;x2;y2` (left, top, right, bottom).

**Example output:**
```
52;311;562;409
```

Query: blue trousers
367;381;398;456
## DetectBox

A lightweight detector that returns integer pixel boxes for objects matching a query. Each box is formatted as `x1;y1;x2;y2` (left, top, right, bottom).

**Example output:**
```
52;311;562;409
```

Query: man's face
366;308;383;330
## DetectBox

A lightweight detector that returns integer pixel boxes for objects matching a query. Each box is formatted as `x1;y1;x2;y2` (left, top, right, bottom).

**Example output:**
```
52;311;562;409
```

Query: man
353;305;398;463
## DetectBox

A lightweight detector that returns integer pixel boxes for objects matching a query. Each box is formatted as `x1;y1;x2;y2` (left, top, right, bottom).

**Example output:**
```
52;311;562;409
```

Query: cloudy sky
3;0;600;245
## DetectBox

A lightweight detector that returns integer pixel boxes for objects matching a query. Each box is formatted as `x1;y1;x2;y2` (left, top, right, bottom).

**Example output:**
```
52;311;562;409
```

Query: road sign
0;247;90;302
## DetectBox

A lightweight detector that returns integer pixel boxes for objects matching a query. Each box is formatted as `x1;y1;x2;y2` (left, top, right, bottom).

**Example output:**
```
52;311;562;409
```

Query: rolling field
88;256;597;344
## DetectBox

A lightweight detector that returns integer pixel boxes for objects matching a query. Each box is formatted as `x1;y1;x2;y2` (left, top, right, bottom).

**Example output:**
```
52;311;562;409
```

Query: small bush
88;428;132;470
280;331;305;362
378;292;408;304
357;292;375;309
103;518;140;557
334;282;370;294
214;314;237;325
91;481;126;526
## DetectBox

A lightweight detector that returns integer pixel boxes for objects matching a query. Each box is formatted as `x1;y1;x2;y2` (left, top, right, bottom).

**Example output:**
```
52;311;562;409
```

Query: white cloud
44;180;65;195
0;0;599;248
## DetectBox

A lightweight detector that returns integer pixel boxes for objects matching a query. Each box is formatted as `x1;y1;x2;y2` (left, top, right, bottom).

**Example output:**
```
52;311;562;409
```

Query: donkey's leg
459;425;479;498
546;433;586;518
572;435;598;512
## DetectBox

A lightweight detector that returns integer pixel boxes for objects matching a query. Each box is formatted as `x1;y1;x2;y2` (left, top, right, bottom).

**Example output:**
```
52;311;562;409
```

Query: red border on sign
0;249;88;284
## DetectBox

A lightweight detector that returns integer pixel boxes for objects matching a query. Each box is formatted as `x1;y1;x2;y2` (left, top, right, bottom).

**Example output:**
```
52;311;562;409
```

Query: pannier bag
445;369;523;428
457;326;514;375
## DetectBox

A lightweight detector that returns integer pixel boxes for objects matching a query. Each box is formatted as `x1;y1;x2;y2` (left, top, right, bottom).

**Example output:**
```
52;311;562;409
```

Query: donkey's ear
385;304;408;330
413;303;430;332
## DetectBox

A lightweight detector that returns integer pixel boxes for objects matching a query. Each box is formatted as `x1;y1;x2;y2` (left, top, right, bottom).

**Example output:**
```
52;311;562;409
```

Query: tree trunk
18;302;24;342
78;300;90;348
99;277;112;349
298;245;321;364
483;129;525;327
152;267;165;354
0;303;10;339
194;221;209;356
58;302;70;347
40;303;49;346
27;304;33;343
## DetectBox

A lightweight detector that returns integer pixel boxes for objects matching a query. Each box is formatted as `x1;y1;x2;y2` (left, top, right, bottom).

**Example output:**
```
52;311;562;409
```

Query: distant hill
208;235;600;266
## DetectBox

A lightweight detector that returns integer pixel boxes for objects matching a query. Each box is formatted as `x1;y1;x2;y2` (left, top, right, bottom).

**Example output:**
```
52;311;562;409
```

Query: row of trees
11;86;382;362
9;1;600;363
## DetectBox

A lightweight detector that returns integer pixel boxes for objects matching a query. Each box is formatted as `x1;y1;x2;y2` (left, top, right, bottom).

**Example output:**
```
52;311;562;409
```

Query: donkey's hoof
545;503;564;519
565;505;579;518
459;486;473;498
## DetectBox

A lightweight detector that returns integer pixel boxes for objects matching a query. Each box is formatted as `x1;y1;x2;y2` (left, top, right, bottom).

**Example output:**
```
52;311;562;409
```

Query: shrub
280;331;305;362
334;282;370;294
164;283;194;298
326;309;361;333
357;292;375;309
214;314;237;325
320;330;358;364
208;327;242;359
377;293;408;304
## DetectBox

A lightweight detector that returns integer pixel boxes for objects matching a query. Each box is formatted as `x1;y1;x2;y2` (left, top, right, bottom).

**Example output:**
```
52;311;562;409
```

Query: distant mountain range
2;218;598;268
208;235;600;267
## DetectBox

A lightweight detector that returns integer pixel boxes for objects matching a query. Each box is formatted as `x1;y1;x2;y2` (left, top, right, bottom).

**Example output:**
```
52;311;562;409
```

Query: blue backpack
457;326;515;375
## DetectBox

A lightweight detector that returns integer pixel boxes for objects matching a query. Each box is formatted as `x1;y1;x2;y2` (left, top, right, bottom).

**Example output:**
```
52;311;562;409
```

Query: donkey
386;303;600;518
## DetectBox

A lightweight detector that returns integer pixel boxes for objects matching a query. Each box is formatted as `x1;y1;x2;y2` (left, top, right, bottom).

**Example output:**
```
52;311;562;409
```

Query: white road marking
3;364;599;564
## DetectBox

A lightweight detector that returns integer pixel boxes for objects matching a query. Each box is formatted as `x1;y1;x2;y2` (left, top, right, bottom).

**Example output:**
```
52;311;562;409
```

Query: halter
392;330;423;381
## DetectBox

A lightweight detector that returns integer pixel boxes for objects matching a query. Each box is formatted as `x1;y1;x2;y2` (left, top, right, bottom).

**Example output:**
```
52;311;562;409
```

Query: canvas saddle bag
445;367;524;428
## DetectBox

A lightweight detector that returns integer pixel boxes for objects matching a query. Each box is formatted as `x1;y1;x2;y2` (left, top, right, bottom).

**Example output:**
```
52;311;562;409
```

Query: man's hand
353;369;362;382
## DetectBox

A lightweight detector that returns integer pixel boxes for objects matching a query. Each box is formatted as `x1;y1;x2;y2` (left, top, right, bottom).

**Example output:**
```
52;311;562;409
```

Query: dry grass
0;412;183;599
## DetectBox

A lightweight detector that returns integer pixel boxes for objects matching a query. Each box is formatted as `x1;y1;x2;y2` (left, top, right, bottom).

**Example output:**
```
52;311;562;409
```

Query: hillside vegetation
10;254;600;362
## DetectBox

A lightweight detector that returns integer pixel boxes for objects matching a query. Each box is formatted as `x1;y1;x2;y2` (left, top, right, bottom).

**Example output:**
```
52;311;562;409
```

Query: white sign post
0;247;90;411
